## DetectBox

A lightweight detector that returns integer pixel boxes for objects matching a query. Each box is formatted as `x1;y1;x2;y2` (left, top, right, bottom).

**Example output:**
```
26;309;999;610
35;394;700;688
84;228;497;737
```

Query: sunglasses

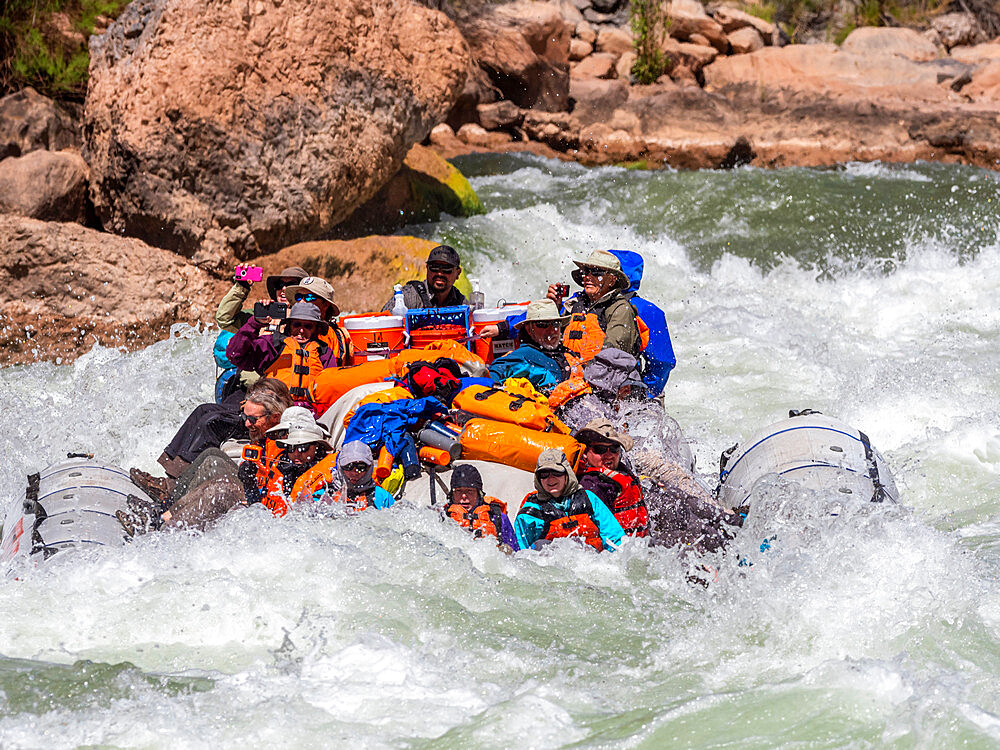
295;292;321;303
342;462;368;473
587;443;621;455
536;469;566;480
427;263;456;273
240;411;267;425
579;266;607;278
287;443;317;454
530;321;558;330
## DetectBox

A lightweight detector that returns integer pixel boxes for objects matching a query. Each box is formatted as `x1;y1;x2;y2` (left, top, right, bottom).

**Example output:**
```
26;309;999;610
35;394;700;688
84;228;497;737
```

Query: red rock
84;0;469;271
573;53;619;79
728;27;764;54
617;51;638;80
0;150;89;224
576;20;597;45
840;27;938;63
689;33;712;47
667;0;729;52
571;38;594;60
963;59;1000;101
570;78;629;124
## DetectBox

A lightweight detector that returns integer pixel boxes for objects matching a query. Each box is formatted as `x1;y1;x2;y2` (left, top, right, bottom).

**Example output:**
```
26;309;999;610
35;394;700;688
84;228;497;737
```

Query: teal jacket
515;489;623;551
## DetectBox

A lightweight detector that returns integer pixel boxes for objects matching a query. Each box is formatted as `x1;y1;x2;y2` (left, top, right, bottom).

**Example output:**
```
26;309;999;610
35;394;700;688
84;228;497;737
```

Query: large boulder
932;12;986;49
840;26;938;62
0;88;80;160
0;216;226;365
711;6;776;40
84;0;469;271
950;42;1000;65
0;150;90;224
459;1;571;112
334;144;484;234
667;0;729;52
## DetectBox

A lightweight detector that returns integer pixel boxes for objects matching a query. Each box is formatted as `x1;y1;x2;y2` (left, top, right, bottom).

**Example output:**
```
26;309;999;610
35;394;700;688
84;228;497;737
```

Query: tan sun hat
572;418;634;452
571;250;629;290
277;423;332;449
513;299;570;330
283;276;340;318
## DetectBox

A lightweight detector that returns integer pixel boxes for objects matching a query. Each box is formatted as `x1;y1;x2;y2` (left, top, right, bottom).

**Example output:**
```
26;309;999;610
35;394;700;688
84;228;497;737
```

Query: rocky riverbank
4;0;1000;365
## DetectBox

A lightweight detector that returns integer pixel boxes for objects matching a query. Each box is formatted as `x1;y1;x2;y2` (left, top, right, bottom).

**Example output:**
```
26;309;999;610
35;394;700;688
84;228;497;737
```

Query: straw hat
513;299;570;330
571;250;629;290
284;276;340;318
572;418;635;452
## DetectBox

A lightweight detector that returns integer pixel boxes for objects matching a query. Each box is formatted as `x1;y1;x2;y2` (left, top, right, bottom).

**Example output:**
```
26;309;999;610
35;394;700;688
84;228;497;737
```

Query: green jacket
216;282;253;334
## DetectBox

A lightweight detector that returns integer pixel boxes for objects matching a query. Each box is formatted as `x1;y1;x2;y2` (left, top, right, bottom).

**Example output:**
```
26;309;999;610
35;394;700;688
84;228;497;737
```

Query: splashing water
1;157;999;747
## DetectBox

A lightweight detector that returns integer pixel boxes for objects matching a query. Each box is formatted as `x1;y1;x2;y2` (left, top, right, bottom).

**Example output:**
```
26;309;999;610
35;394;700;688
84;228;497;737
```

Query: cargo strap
857;430;888;503
473;387;528;411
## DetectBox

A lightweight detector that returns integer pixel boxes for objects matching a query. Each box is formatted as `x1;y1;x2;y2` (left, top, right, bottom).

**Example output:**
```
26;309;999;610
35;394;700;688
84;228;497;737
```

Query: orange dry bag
451;385;571;434
459;419;582;473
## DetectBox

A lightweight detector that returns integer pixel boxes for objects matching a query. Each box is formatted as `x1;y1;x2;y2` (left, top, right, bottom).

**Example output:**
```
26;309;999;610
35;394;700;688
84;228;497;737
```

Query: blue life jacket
458;377;495;391
608;249;675;396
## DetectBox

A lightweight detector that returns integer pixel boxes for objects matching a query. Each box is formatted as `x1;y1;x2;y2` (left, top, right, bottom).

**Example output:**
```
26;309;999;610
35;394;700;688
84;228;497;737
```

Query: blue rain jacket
214;330;235;369
608;249;676;396
342;397;446;458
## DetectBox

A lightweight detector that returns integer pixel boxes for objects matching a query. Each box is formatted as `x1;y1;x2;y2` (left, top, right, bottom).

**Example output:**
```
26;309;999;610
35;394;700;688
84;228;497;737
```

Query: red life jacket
580;466;649;537
443;497;506;540
519;489;603;550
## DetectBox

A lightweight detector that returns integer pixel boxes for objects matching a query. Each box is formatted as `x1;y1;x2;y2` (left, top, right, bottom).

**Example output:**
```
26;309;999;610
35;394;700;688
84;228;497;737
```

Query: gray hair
245;378;294;416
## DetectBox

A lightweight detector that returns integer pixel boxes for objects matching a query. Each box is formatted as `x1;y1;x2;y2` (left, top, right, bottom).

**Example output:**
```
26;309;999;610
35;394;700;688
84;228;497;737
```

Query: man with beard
382;245;467;310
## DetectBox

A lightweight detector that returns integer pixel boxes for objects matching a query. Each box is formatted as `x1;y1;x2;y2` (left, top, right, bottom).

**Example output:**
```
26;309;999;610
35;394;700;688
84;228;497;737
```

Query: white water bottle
471;279;485;310
392;284;407;317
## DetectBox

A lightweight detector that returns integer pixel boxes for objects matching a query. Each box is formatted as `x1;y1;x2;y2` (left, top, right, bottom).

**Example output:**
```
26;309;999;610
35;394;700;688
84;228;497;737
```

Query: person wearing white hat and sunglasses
488;299;573;392
255;408;338;516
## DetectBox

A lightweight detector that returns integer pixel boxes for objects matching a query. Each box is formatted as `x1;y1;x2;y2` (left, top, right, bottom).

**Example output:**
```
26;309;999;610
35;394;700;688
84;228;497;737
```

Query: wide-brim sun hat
280;302;329;335
571;250;629;290
573;418;635;452
265;266;308;300
277;423;332;449
513;299;570;330
267;406;329;437
284;276;340;318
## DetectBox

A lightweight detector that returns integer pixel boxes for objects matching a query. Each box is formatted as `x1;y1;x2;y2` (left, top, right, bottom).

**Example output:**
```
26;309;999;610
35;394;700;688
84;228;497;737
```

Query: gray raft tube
716;410;898;514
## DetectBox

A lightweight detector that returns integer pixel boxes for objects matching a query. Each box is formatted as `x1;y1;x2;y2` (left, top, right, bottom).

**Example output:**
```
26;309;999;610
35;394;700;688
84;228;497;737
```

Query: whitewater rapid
0;156;998;747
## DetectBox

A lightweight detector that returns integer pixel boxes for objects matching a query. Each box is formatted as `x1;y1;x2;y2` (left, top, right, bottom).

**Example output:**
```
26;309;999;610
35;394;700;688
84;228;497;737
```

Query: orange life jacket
443;497;506;540
320;324;352;365
580;466;649;537
327;488;377;512
519;489;603;550
561;299;650;363
264;337;328;407
548;377;592;410
242;440;282;490
259;452;337;517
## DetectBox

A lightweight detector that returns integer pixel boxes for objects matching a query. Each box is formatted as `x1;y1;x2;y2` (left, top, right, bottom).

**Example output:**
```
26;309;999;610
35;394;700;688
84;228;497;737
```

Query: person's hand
480;324;499;338
234;264;257;286
546;283;566;304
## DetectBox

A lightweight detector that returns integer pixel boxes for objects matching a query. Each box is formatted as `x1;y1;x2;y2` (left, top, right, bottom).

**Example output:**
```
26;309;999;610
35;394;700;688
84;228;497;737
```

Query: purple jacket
226;317;340;375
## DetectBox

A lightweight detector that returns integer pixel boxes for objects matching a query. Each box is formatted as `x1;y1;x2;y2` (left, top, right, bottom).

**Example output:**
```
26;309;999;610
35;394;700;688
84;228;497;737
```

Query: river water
0;155;999;747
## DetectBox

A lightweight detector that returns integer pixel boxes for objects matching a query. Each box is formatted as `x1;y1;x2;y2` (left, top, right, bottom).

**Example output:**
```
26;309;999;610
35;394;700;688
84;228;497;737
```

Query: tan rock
840;26;938;62
570;78;630;124
556;0;585;24
573;52;619;79
84;0;469;270
457;123;493;145
667;0;729;52
0;151;89;224
689;33;712;47
429;123;459;147
0;216;226;365
576;20;597;45
571;38;594;60
950;42;1000;65
712;6;776;38
932;12;986;49
728;27;764;54
663;37;720;72
704;44;946;101
617;51;638;80
597;28;633;56
962;59;1000;101
0;88;79;160
477;100;526;130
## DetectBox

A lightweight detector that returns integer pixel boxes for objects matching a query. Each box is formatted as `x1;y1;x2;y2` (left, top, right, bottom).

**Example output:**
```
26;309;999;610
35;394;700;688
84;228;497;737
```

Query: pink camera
234;265;264;282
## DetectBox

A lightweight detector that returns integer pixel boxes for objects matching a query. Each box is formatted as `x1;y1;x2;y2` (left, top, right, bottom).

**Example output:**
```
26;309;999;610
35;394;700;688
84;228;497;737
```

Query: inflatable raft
1;456;156;570
716;410;898;513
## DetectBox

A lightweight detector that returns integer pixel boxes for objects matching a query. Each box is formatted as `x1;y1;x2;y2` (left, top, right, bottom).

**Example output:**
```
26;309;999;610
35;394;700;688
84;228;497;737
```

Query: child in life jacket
573;419;649;538
441;464;518;551
515;448;623;551
227;302;343;414
324;440;396;512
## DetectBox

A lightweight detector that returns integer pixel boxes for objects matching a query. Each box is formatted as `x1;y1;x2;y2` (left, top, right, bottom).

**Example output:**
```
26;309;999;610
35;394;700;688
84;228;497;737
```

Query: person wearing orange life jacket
515;449;623;552
227;302;342;414
547;249;641;363
573;419;649;538
283;276;352;364
441;464;518;551
255;409;338;516
323;440;396;512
